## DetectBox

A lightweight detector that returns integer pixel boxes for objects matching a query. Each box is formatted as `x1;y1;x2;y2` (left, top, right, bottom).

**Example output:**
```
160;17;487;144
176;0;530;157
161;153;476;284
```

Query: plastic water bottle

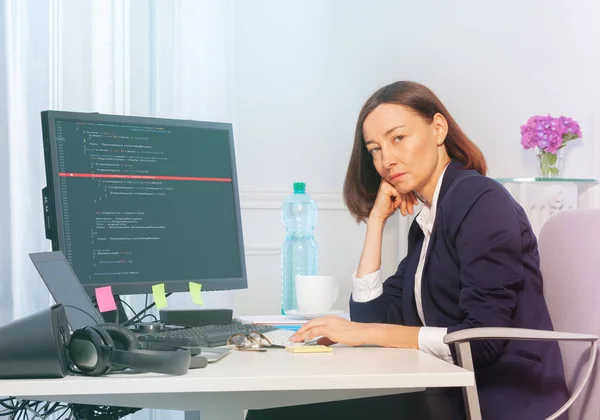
281;182;318;314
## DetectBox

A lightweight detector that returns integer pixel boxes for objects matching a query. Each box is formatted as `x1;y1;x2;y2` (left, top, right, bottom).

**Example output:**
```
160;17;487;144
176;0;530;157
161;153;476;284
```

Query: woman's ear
432;113;448;145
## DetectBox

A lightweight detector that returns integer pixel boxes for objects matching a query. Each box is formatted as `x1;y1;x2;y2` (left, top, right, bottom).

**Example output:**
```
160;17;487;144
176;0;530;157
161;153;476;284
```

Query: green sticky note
152;283;168;309
189;282;204;306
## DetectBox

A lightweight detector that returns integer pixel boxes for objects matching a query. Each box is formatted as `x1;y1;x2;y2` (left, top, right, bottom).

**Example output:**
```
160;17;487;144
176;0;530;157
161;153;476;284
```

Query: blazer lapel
437;159;466;203
402;218;424;326
411;159;461;324
417;159;476;323
419;228;438;324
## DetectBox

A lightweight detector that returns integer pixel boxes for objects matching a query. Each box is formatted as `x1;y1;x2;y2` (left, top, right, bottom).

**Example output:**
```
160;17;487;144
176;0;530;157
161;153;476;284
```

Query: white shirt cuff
351;269;383;302
418;327;454;364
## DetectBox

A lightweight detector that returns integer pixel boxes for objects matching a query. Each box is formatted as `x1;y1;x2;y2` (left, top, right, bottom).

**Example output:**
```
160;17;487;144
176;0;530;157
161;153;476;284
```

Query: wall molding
244;245;280;256
239;191;345;210
240;191;344;258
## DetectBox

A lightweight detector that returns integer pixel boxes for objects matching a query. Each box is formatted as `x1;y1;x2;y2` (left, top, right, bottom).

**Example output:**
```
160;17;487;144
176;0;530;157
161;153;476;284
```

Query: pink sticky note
95;286;117;312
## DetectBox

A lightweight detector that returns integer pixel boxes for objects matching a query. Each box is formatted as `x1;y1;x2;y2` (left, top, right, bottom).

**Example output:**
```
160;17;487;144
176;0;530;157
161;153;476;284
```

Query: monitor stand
95;293;234;327
159;308;233;327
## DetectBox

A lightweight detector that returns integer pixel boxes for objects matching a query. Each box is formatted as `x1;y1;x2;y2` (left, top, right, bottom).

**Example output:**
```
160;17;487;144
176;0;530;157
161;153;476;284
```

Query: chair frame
443;328;598;420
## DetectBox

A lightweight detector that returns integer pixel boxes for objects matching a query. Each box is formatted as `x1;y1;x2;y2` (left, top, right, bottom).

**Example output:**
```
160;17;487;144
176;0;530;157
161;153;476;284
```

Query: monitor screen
41;111;247;296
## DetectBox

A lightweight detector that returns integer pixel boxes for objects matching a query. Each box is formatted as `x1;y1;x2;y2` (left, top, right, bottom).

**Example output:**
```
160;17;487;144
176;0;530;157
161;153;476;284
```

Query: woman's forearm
364;324;420;349
356;218;386;277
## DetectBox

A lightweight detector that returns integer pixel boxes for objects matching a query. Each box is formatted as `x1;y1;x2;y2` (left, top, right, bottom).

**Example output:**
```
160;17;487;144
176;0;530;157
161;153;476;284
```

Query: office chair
443;208;600;420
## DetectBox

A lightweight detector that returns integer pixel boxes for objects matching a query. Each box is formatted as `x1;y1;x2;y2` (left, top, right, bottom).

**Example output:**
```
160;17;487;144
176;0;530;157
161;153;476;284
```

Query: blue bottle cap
293;182;306;194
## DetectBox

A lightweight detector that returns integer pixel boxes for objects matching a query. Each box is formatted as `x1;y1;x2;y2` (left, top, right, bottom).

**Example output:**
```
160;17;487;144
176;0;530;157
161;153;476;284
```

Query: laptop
29;251;229;365
29;251;104;331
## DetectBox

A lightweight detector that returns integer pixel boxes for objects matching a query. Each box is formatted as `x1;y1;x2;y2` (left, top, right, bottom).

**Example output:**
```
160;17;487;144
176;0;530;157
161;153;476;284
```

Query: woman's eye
393;135;404;143
368;147;380;155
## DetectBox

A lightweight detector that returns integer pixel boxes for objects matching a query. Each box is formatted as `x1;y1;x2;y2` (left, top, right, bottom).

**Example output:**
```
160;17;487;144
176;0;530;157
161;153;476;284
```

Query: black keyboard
137;320;278;347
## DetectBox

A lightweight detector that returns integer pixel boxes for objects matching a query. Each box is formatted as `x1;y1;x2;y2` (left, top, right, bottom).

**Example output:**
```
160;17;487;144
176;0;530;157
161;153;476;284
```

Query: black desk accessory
0;304;71;379
159;308;233;327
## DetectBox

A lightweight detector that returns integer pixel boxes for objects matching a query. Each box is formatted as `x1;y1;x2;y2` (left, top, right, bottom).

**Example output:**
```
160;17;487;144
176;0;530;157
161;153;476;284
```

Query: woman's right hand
369;179;418;221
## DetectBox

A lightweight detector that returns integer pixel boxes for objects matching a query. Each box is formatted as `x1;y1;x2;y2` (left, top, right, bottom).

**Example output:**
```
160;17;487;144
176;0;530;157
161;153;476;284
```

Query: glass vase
536;147;564;178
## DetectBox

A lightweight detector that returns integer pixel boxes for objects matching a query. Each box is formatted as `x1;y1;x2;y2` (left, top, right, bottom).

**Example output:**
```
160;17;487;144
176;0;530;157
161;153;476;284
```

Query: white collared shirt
352;164;454;364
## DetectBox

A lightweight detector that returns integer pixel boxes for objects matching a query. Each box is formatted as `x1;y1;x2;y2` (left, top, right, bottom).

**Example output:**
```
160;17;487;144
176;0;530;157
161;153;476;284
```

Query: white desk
0;347;474;420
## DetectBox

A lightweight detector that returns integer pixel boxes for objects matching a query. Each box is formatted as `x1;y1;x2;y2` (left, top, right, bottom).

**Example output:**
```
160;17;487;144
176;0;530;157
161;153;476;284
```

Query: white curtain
152;0;237;312
153;0;235;122
0;0;53;326
0;0;235;418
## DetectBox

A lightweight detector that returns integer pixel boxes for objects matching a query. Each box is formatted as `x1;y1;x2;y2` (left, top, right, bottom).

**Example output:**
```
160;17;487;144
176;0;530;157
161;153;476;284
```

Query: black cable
43;401;61;415
0;400;13;417
15;400;27;419
124;292;171;326
117;298;137;326
90;296;120;325
0;397;142;419
138;313;158;322
22;404;32;419
120;298;137;315
63;293;169;329
15;401;26;420
120;299;143;327
63;305;99;324
143;293;149;322
128;293;151;325
55;406;71;420
0;398;17;410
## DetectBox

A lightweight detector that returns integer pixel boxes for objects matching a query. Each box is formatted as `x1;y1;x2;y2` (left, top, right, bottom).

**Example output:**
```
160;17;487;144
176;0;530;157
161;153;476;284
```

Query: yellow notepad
285;345;333;353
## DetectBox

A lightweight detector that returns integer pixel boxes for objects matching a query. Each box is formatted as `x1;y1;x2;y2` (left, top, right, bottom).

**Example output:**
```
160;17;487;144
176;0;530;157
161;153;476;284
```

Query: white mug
295;275;339;314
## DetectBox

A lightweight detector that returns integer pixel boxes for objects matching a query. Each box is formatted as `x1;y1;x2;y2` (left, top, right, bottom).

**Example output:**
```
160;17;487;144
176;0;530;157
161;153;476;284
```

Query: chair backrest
538;209;600;420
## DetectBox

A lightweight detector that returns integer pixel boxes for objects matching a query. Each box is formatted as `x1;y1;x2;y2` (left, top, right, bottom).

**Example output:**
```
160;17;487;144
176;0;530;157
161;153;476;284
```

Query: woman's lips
389;172;406;181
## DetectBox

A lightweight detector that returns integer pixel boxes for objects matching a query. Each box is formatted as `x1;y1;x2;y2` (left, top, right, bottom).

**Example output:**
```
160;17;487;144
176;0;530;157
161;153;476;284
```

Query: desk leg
184;410;244;420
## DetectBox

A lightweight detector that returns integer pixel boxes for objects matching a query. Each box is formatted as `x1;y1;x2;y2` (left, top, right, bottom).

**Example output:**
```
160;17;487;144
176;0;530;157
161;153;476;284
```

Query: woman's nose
381;150;397;168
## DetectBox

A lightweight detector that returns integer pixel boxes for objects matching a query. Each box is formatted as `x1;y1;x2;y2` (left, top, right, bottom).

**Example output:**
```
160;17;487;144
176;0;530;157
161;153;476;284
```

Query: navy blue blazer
350;160;569;420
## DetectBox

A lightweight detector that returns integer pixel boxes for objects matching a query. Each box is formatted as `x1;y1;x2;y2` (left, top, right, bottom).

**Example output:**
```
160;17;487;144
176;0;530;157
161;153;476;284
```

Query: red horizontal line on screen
58;172;232;182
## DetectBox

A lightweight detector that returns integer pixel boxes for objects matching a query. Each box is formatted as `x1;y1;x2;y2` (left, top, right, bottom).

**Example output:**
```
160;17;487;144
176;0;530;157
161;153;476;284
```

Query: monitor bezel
41;110;248;296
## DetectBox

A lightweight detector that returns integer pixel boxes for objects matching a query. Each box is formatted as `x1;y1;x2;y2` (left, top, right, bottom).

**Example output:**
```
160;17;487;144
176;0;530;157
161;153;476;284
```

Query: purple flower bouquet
520;115;582;177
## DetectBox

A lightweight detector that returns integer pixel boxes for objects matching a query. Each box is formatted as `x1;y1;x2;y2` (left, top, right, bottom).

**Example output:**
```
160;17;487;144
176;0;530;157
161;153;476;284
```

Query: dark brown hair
343;81;487;222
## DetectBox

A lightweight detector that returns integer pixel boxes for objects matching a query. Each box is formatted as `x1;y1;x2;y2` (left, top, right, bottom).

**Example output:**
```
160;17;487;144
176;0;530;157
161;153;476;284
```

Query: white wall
54;0;600;316
236;0;599;183
231;0;600;313
6;2;595;419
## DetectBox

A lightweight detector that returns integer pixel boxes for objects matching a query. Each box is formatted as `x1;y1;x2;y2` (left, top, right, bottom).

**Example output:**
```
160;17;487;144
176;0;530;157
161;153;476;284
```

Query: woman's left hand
290;316;369;347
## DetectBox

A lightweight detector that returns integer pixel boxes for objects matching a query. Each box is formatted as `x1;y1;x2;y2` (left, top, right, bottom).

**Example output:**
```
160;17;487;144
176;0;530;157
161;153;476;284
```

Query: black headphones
68;323;191;376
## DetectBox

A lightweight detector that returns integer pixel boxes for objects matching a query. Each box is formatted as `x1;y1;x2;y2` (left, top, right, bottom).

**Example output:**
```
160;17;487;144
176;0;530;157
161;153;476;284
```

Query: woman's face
362;103;448;195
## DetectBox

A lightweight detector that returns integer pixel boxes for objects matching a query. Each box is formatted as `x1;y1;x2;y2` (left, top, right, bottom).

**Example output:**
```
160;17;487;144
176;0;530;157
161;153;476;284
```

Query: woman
247;81;569;420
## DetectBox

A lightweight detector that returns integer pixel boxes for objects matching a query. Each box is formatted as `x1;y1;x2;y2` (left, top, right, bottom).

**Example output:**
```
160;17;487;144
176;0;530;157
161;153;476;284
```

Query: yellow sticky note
152;283;168;308
189;282;204;306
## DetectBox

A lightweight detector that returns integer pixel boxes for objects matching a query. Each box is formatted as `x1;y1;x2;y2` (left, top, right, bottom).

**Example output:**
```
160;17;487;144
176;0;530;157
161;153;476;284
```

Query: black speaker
0;304;71;379
68;323;191;376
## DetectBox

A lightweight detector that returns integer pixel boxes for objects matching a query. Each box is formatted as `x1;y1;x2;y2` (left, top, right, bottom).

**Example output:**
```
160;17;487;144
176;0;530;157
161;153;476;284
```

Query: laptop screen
30;251;104;330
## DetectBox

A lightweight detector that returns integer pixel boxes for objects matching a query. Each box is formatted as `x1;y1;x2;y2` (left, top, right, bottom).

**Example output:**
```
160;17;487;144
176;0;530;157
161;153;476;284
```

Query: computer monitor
40;111;247;312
